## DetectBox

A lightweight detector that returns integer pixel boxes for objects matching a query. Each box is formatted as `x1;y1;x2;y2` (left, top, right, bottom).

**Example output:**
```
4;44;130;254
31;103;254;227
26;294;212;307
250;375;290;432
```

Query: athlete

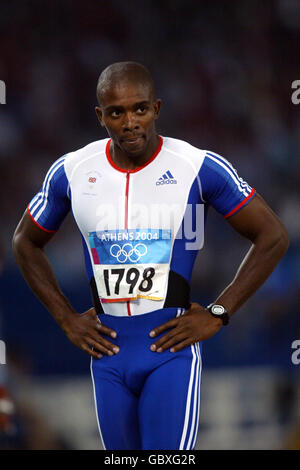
12;62;289;450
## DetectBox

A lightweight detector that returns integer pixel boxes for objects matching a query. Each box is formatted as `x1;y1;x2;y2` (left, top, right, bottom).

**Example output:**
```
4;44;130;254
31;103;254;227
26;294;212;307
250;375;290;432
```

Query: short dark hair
96;61;155;105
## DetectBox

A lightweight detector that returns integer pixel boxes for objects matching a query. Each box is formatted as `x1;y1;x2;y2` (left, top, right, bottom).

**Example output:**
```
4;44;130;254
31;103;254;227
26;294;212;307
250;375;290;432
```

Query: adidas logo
156;170;177;186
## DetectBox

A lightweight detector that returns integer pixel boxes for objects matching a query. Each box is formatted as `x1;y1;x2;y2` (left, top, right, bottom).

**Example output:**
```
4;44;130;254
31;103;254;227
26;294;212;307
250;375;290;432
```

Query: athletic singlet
27;136;255;317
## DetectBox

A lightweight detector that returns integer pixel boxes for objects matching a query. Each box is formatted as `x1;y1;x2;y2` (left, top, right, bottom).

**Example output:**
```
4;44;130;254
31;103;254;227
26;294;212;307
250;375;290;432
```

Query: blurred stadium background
0;0;299;449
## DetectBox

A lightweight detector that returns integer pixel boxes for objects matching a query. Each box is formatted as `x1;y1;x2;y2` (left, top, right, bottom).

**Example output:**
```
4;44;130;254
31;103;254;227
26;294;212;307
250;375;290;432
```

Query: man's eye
136;106;147;114
111;110;121;118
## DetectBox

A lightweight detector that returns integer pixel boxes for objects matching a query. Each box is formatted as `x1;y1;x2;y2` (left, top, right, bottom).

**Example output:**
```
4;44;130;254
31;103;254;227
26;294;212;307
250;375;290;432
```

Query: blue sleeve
27;156;70;232
199;151;256;218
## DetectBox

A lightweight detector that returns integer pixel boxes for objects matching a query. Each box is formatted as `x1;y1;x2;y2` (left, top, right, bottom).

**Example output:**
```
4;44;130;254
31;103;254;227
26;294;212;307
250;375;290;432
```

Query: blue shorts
90;307;202;450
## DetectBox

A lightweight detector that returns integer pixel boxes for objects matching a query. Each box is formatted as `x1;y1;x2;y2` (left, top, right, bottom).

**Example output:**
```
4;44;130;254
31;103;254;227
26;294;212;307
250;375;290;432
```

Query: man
12;62;289;450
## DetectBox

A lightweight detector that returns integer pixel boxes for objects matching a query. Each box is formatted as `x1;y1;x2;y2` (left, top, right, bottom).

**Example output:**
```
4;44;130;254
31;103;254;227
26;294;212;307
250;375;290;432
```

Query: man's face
95;80;161;157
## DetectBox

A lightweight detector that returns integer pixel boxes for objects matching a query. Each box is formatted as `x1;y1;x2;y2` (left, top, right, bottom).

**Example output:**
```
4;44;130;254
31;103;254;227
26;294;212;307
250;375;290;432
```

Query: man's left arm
210;192;289;315
149;193;289;353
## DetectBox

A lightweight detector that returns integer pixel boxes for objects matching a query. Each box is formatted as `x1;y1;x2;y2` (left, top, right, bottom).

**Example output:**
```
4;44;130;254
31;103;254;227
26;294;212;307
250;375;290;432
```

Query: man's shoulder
162;137;233;173
63;137;109;175
64;138;109;163
162;136;207;162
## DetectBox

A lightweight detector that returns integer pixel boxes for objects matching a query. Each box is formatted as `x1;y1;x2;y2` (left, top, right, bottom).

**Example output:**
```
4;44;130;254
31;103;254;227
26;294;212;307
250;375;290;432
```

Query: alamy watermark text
291;80;300;105
0;340;6;364
291;339;300;365
0;80;6;104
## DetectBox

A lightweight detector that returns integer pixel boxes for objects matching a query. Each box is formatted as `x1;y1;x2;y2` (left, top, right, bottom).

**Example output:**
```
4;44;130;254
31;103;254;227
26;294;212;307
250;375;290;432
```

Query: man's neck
110;134;160;170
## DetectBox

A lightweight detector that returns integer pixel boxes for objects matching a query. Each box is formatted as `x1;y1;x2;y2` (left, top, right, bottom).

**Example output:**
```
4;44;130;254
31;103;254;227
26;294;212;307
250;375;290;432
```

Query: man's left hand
149;302;223;353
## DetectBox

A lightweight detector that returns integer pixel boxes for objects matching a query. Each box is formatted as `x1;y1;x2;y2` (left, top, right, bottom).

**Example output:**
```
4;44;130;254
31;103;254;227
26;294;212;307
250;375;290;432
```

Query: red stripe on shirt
125;174;131;316
27;206;57;233
224;188;256;219
105;136;163;173
125;172;130;230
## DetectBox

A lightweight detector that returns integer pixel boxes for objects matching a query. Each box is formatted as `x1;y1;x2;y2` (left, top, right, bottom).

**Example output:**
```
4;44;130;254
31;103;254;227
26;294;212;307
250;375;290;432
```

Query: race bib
88;229;172;302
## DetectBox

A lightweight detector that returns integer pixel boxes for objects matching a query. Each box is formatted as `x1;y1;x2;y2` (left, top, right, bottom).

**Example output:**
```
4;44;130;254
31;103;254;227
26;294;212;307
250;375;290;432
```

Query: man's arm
212;193;289;316
149;193;289;353
12;211;119;358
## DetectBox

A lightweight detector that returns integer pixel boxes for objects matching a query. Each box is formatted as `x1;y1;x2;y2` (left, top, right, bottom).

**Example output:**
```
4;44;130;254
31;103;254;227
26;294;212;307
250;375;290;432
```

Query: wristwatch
207;303;229;325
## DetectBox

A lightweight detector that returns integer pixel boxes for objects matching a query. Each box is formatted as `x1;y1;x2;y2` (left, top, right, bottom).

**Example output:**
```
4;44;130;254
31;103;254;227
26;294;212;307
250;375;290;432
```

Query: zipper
125;171;130;230
125;171;131;316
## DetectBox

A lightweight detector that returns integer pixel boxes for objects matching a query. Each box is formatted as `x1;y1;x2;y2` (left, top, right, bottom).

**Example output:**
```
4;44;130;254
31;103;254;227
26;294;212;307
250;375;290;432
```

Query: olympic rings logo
110;243;148;263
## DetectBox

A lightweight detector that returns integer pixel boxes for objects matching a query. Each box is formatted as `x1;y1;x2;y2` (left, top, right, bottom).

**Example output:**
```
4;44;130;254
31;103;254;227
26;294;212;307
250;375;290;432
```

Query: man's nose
123;112;139;130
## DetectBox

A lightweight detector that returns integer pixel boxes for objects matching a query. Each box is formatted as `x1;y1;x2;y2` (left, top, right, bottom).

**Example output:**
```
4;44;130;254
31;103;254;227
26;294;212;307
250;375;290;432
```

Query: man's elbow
12;228;27;262
278;225;289;255
254;219;289;259
12;230;22;259
268;222;289;258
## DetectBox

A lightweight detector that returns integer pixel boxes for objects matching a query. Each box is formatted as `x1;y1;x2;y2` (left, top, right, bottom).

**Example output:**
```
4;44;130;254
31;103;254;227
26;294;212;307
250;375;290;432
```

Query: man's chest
69;158;198;236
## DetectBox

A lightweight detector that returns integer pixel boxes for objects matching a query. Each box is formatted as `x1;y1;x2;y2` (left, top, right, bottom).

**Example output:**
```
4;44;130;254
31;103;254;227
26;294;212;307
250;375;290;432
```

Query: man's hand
149;303;222;353
61;307;119;359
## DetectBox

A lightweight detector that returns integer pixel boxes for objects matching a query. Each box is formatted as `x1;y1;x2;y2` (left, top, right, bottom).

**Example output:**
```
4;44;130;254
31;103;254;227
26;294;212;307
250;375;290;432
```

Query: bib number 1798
103;267;155;297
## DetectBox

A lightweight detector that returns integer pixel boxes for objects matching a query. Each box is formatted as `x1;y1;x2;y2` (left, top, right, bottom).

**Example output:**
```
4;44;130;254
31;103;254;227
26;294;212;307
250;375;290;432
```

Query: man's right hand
61;307;119;359
12;212;119;360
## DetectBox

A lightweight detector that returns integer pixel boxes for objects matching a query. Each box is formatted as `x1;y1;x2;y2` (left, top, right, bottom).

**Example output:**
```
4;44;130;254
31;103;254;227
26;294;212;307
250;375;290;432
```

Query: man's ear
95;106;104;127
153;99;162;120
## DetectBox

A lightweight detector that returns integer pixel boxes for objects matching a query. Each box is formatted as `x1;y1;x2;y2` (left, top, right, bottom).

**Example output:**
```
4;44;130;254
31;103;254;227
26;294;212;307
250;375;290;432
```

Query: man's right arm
12;211;119;359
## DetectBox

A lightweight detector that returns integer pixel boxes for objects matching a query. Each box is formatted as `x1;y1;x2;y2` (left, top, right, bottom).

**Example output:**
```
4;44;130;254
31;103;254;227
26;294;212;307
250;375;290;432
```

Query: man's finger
150;328;184;351
81;342;102;359
151;332;187;352
170;339;192;353
149;318;179;338
87;334;119;355
96;322;117;339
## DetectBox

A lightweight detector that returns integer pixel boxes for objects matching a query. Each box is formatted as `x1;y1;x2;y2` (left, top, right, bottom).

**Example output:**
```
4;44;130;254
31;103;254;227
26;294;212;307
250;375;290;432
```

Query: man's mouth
122;136;144;146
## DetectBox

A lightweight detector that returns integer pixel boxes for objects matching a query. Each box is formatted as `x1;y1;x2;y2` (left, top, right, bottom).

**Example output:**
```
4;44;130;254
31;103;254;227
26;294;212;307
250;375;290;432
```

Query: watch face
211;305;225;316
